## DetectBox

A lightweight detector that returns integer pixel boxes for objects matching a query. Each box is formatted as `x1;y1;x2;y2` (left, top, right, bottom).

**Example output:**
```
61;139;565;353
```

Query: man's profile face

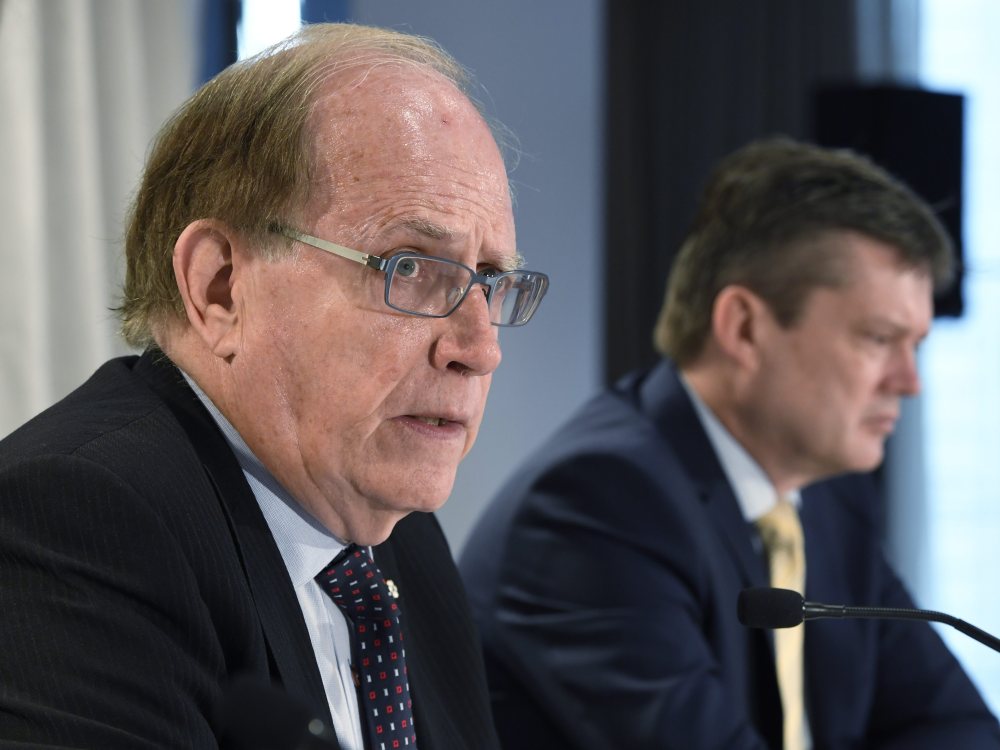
230;66;516;544
742;231;933;485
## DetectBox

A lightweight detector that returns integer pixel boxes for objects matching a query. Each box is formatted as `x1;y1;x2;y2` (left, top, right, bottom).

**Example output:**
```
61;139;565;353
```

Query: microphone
214;675;339;749
737;587;1000;654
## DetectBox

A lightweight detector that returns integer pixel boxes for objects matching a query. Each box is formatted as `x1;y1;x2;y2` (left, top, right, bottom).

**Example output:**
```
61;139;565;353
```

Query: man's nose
890;344;921;397
431;287;502;376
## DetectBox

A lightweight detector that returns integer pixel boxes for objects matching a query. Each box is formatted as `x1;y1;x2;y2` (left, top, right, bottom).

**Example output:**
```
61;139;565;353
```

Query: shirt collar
679;373;800;522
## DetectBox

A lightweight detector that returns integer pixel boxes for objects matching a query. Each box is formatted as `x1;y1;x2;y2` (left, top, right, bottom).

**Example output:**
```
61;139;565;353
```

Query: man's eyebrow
392;217;523;271
396;216;453;241
863;315;930;341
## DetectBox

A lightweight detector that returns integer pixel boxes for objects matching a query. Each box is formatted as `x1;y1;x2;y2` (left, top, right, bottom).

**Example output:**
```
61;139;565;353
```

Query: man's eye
396;257;421;278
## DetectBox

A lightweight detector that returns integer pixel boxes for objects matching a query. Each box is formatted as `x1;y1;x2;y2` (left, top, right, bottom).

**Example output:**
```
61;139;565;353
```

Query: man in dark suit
0;22;548;749
460;138;1000;749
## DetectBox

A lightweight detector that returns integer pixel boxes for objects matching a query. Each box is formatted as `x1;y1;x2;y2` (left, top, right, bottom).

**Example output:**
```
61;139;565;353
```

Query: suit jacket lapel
373;512;501;750
635;361;782;745
133;352;334;729
636;362;769;590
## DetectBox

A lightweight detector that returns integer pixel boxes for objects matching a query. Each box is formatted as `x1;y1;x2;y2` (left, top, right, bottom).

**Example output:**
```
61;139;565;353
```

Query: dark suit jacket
0;351;499;749
459;361;1000;749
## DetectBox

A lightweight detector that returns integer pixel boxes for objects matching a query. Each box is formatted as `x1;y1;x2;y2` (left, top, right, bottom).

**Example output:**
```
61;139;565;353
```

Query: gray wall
351;0;605;555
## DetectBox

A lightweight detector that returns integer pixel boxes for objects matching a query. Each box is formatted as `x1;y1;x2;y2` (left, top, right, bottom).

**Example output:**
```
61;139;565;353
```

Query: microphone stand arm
804;602;1000;654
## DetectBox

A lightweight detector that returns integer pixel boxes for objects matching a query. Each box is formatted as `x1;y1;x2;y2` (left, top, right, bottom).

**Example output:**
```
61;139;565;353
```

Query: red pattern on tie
316;545;418;750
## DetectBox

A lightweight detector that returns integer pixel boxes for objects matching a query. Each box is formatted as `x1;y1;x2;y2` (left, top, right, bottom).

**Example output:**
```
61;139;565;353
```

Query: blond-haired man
0;23;547;749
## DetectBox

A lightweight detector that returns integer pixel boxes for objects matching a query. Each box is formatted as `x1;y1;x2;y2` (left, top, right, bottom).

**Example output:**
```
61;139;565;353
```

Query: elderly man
0;23;547;749
460;138;1000;749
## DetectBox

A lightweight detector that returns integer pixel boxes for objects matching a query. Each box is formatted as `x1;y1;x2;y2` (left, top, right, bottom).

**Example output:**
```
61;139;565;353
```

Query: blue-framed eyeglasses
276;227;549;327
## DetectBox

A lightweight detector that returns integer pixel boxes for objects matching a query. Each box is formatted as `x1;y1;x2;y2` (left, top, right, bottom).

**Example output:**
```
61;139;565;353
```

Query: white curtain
0;0;197;435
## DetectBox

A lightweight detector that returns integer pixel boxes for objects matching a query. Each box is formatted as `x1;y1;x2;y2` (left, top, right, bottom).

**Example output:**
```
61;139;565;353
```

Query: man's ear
710;285;772;371
172;220;243;359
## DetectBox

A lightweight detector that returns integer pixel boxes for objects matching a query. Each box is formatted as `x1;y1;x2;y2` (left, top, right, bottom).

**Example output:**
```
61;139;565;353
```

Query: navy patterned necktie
315;544;418;750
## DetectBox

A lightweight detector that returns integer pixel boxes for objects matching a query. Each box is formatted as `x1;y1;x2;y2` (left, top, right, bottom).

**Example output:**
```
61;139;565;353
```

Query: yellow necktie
756;499;806;750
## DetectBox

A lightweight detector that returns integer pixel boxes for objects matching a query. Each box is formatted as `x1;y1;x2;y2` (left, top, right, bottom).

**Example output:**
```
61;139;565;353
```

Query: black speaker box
813;84;965;317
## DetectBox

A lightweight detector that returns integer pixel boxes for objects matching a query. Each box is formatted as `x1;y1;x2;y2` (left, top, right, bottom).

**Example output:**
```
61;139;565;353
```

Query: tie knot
756;499;806;597
755;499;803;553
315;544;400;621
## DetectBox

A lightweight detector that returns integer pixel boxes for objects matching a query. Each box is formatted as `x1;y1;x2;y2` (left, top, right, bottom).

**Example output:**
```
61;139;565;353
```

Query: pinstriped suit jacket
0;351;498;749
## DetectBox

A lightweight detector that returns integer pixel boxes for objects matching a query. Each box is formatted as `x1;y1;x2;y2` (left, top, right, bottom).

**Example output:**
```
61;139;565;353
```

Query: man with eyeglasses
0;23;545;749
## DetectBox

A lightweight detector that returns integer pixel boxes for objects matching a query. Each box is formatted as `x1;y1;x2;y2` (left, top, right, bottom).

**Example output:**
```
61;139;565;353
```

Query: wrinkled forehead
302;63;512;214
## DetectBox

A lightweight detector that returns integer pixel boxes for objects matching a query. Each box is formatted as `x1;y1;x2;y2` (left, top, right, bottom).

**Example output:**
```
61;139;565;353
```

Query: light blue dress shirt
183;373;364;750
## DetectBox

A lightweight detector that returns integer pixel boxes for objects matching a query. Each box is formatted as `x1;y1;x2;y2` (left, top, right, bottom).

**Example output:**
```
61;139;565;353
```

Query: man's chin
354;494;450;545
344;508;415;547
846;445;886;474
375;476;455;520
406;485;454;515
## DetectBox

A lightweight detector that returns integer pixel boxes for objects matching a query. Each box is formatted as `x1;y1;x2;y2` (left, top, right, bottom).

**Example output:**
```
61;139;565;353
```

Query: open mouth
412;416;448;427
864;414;897;433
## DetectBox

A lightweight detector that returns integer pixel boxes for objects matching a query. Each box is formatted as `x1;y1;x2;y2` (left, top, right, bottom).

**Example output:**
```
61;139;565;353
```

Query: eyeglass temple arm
278;228;386;271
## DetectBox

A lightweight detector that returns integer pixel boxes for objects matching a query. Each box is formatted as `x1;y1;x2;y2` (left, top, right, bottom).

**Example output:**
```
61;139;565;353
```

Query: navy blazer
460;360;1000;749
0;352;499;749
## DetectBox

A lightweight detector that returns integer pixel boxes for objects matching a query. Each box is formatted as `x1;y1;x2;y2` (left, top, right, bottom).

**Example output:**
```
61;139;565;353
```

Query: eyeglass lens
386;255;545;326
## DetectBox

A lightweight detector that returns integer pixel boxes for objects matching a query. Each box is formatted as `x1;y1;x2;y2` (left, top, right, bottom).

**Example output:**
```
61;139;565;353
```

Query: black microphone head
737;587;804;628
